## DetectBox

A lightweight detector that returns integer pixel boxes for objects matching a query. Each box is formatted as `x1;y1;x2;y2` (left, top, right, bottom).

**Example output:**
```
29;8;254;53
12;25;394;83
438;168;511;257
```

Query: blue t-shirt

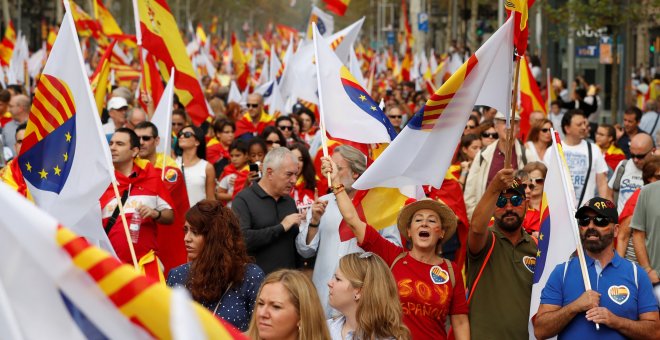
540;252;659;339
166;262;264;332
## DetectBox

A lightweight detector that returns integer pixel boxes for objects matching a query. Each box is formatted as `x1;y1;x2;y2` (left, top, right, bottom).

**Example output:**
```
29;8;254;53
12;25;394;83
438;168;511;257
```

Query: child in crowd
217;140;250;207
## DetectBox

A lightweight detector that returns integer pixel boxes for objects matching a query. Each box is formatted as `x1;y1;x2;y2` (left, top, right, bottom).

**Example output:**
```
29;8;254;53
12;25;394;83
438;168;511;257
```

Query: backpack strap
578;142;593;207
441;258;456;288
612;160;628;209
389;252;408;271
467;231;496;304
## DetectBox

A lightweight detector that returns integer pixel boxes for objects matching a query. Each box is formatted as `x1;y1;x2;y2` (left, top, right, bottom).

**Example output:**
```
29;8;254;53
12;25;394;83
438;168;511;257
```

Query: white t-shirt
546;140;607;207
218;173;236;208
608;160;643;213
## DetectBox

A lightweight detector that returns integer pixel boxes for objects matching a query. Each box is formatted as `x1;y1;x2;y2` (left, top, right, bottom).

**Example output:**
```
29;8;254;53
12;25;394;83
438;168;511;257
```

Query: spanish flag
519;55;546;141
90;39;116;116
93;0;136;46
0;20;16;67
231;32;250;91
137;0;211;125
505;0;533;53
324;0;351;16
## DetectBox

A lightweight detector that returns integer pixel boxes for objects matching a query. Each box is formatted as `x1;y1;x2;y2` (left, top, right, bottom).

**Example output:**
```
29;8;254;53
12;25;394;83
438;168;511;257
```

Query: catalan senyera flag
111;63;141;88
315;28;396;144
137;0;211;125
90;39;116;116
354;18;514;190
0;20;16;67
519;55;546;141
324;0;350;16
0;182;246;339
231;32;250;91
528;130;578;336
506;0;534;53
17;2;115;253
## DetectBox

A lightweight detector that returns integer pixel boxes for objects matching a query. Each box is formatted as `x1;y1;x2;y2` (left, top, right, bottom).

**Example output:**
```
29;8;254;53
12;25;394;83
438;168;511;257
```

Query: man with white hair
232;147;301;274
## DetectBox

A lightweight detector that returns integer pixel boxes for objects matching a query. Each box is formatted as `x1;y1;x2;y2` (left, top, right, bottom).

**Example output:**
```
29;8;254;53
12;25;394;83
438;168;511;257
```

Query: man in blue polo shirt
534;197;659;339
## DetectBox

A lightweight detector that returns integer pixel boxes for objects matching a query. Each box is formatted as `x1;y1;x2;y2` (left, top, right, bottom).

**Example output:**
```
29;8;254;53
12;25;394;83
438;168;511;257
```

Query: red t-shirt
359;225;469;340
620;188;641;221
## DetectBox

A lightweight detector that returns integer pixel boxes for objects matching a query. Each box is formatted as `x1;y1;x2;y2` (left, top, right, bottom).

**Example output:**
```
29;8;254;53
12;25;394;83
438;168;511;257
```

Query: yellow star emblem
39;169;48;179
63;152;68;162
359;94;366;101
537;249;541;257
25;162;32;172
370;106;377;111
539;233;544;241
53;165;62;176
65;132;72;142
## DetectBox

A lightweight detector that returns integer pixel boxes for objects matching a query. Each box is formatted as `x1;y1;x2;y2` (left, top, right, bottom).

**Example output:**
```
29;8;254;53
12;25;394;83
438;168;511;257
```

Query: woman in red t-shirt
320;157;470;340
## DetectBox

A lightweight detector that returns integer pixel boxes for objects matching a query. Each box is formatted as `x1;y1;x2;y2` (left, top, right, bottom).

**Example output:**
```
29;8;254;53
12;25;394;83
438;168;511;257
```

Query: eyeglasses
630;150;652;160
522;183;536;191
540;128;551;133
246;103;260;108
465;124;476;130
278;125;293;131
178;131;194;139
389;115;403;119
481;132;498;139
529;177;545;185
496;195;524;208
265;140;278;145
577;215;610;227
138;135;154;142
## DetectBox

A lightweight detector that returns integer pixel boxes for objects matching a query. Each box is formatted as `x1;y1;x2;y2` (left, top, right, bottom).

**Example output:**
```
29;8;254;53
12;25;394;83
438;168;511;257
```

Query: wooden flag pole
110;181;139;270
504;54;522;169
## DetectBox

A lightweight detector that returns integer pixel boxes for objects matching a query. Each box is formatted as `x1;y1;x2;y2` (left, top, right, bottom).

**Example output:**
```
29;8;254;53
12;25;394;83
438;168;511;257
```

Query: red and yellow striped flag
324;0;351;16
90;40;117;116
137;0;210;125
0;20;16;67
519;55;546;140
231;32;250;91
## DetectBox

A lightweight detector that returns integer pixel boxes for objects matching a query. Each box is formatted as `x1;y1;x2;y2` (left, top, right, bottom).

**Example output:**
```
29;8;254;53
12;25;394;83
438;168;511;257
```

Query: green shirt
466;227;537;340
631;181;660;274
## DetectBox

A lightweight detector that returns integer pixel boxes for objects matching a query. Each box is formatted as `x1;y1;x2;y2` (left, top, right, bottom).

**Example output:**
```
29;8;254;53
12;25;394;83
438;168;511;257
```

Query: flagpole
504;53;521;169
546;67;552;112
110;182;140;270
311;23;332;187
551;128;600;330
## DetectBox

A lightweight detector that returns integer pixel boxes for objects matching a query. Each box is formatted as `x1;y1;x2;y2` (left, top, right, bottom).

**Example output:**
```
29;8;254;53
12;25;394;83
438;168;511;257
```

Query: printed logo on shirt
429;266;449;284
522;256;536;273
164;168;178;183
608;285;630;305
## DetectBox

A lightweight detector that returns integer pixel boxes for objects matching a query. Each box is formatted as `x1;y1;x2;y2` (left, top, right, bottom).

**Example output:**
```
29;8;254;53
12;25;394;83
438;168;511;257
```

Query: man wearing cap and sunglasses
534;197;660;339
467;168;538;339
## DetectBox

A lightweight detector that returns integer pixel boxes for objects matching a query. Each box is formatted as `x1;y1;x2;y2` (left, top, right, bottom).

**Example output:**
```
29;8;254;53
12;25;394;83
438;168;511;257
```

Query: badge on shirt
522;256;536;273
608;285;630;305
164;168;178;183
430;265;449;285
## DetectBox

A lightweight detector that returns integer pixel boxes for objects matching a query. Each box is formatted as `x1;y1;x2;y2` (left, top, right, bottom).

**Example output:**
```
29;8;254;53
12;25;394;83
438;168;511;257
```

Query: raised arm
320;156;367;244
468;168;514;254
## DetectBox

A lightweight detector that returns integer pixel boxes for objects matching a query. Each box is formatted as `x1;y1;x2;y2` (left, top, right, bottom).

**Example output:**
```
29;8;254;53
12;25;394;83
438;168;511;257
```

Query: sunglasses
246;103;260;108
481;132;498;139
630;150;652;160
529;177;545;185
138;135;154;142
522;183;536;191
389;115;403;119
577;215;610;227
278;125;293;131
496;195;524;208
265;140;278;145
178;131;194;139
540;128;551;133
465;125;476;130
172;122;185;127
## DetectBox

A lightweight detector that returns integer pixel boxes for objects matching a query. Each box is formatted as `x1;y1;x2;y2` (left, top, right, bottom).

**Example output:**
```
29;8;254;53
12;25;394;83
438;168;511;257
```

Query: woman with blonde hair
327;252;410;340
248;269;330;340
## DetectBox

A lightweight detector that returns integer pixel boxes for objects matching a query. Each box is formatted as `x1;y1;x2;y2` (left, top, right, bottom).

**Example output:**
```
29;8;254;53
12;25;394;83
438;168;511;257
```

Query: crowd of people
1;44;660;338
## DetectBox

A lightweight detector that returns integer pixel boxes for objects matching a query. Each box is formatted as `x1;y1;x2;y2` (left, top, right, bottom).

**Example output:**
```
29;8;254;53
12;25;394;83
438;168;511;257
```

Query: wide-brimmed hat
397;198;458;246
494;110;521;121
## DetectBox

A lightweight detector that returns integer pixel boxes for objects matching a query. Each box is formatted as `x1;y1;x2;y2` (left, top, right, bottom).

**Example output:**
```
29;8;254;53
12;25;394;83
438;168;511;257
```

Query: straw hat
397;198;457;246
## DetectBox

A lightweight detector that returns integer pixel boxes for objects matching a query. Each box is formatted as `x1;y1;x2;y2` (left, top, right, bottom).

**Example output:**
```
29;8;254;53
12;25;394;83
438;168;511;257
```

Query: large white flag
16;0;114;250
314;25;396;143
151;68;175;159
354;18;514;190
528;130;579;338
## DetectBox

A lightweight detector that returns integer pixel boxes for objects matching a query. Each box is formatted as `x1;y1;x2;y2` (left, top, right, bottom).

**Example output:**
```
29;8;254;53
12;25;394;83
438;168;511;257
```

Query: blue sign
386;31;395;45
418;12;428;32
576;45;599;58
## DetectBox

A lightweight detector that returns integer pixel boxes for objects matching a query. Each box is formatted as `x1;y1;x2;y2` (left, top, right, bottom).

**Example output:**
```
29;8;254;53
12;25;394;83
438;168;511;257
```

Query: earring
354;295;359;301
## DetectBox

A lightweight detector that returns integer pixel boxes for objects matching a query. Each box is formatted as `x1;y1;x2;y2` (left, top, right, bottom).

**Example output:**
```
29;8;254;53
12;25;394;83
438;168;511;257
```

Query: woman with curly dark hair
166;200;264;331
288;143;317;210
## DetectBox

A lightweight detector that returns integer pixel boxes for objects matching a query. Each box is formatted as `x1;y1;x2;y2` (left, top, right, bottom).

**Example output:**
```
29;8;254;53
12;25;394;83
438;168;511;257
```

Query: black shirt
232;183;299;274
